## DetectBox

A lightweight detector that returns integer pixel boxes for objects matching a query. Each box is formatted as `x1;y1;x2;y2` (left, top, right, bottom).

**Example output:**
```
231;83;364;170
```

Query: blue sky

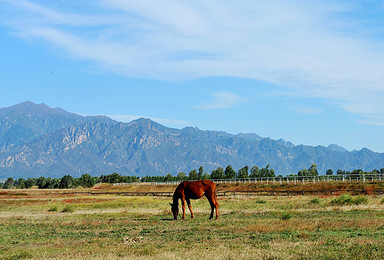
1;0;384;152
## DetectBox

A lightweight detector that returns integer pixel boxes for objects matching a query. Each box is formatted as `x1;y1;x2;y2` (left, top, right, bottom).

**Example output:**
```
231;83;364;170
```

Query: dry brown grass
1;190;384;259
91;181;384;194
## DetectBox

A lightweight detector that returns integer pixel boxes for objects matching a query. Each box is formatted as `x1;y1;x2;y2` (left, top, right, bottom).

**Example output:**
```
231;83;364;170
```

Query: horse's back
183;180;215;189
182;180;216;198
201;179;216;190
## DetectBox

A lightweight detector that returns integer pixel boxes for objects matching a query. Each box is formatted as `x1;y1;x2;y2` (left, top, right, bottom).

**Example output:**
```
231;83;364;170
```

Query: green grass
280;212;293;220
309;197;321;204
331;194;369;206
48;206;58;212
61;205;75;213
1;193;384;259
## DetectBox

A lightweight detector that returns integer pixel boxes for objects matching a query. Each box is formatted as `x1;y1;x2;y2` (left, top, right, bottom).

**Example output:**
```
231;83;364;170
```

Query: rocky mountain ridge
0;102;383;178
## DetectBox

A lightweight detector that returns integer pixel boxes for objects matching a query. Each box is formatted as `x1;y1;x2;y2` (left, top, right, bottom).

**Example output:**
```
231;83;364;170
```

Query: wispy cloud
195;92;246;110
294;106;322;114
1;0;384;123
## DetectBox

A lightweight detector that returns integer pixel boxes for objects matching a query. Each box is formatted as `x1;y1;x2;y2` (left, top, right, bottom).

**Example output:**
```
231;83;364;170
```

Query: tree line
140;165;275;183
289;163;384;177
0;173;139;189
1;164;384;189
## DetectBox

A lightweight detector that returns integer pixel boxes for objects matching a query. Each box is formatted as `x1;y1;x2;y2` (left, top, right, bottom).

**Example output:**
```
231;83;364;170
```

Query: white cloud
294;106;322;115
195;92;246;110
1;0;384;123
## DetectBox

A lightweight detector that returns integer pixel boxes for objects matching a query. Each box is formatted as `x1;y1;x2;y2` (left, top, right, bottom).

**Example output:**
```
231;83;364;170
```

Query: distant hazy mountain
0;102;383;178
327;144;348;153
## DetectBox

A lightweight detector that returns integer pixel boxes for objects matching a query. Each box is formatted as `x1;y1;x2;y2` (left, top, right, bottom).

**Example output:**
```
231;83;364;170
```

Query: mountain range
0;101;383;178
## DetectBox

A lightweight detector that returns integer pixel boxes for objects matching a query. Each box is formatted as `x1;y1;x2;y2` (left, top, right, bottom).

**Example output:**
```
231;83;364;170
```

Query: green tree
16;178;26;189
351;169;364;175
25;178;36;189
3;177;14;189
177;172;186;181
237;166;249;179
36;177;47;189
198;166;204;180
164;173;173;181
109;173;122;183
371;169;380;175
202;172;211;180
298;163;318;177
309;163;319;176
79;174;96;188
59;175;75;189
224;166;236;179
189;169;198;180
249;166;260;178
211;167;224;179
326;169;333;175
268;168;275;177
44;177;54;189
298;169;310;176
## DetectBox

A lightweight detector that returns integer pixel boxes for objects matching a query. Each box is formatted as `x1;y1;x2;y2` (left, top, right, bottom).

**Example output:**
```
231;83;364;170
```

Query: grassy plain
1;184;384;259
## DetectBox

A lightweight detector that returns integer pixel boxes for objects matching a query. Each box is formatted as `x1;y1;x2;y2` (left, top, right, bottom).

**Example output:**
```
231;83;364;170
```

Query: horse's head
169;203;178;220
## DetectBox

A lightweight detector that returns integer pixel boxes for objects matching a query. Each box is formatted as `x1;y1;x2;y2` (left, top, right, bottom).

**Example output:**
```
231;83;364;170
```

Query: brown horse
170;180;219;220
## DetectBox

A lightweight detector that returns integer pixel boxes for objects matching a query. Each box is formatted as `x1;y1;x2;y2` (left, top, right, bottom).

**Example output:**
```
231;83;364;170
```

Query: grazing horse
170;180;219;220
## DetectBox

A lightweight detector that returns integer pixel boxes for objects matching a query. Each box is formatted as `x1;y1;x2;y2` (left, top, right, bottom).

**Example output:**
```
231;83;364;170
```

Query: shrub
255;198;267;204
331;194;352;205
48;206;58;212
281;212;292;220
309;197;321;204
381;198;384;204
352;195;368;205
61;205;75;213
331;194;368;206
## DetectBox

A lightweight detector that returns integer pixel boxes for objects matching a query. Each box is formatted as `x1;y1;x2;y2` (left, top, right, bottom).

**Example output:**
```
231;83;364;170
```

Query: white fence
113;174;384;186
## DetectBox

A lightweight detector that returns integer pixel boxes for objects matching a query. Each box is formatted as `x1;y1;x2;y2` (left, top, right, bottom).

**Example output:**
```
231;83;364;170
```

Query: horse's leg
213;191;219;220
206;195;215;219
186;198;194;218
181;196;186;220
206;192;219;220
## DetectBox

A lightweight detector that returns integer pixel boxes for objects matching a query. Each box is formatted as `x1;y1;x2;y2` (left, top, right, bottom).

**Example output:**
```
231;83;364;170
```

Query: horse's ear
169;203;173;207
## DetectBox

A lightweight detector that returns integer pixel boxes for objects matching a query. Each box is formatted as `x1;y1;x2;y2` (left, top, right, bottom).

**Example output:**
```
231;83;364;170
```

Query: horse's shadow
160;218;174;221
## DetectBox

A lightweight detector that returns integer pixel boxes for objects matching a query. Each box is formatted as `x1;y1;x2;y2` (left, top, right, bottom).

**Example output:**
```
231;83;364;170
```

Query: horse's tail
214;189;219;207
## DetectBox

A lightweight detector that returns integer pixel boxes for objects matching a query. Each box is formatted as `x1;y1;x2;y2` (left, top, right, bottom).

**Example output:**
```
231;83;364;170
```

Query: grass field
1;185;384;259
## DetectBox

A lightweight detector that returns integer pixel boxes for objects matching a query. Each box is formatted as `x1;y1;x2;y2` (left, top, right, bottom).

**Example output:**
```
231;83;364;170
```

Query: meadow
1;184;384;259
